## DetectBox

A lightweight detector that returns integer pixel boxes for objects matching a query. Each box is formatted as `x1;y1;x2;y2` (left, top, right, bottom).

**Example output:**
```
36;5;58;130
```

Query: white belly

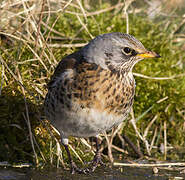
50;105;130;138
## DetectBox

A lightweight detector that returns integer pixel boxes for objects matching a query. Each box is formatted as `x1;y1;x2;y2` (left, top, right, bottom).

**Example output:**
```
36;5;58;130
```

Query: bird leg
86;136;105;172
62;140;87;174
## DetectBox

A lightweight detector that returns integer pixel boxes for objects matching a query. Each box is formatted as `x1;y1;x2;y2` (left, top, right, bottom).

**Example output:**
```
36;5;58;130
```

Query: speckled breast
72;63;135;116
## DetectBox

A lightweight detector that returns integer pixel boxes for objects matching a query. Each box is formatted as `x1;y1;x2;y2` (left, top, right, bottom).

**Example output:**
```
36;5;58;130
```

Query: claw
70;161;87;174
87;151;105;172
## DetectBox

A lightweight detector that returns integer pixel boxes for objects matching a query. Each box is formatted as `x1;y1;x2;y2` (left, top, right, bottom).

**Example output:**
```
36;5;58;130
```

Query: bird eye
123;47;132;54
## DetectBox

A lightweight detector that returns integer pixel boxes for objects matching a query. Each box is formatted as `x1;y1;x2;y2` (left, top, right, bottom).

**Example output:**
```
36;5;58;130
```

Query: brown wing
47;52;83;89
45;51;102;112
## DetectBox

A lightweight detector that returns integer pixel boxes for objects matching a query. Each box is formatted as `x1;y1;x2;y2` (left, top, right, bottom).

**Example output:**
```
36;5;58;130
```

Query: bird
44;32;160;174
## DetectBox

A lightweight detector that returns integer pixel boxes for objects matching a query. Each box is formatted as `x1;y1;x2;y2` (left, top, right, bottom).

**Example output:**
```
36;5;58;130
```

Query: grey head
81;32;160;72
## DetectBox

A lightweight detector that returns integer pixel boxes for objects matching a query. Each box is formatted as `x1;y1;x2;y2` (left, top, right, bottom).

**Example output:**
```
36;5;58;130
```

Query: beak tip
155;53;161;58
137;52;161;58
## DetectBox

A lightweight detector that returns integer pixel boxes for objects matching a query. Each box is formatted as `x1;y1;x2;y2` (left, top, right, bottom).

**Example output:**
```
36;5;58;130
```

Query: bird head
81;32;160;73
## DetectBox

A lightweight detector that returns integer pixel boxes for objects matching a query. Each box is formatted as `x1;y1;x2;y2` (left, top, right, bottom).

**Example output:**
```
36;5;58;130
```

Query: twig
68;144;84;164
114;162;185;167
0;161;32;167
143;115;158;139
112;144;128;154
122;134;143;158
26;43;49;72
62;0;73;11
53;2;124;17
123;0;135;33
173;17;185;34
76;14;94;39
176;107;185;122
0;31;86;49
133;72;185;80
0;0;32;8
130;108;144;141
36;0;46;48
41;21;65;37
76;0;87;22
22;111;38;165
118;132;125;147
49;139;53;165
80;138;95;155
56;139;65;168
164;121;167;160
130;108;160;156
106;123;124;162
22;0;40;44
32;133;46;163
82;2;124;17
0;61;4;96
149;126;158;151
43;8;62;65
157;96;168;103
47;43;87;48
0;32;28;43
16;61;38;165
135;105;154;122
38;2;123;16
104;131;114;163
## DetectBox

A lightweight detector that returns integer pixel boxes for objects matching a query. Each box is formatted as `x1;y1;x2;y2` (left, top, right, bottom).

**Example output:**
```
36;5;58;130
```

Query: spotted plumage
44;32;160;173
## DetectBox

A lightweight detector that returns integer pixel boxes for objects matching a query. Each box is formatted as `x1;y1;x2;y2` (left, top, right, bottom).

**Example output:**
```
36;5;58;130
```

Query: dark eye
123;47;132;54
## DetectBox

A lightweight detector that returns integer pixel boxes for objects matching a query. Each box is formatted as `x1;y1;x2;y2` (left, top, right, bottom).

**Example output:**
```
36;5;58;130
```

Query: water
0;166;185;180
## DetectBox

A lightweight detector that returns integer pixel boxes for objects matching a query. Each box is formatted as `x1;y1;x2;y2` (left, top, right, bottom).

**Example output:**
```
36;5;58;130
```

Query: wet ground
0;166;185;180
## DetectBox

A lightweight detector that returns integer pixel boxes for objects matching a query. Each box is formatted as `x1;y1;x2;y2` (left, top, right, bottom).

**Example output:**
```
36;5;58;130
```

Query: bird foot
70;155;104;174
70;161;89;174
85;152;105;172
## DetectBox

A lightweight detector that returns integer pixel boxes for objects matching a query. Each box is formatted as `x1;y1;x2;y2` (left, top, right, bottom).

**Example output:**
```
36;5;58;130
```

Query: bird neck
107;63;133;78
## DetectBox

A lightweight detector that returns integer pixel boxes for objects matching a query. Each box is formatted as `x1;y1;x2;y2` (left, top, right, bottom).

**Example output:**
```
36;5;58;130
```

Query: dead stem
104;132;114;163
149;126;158;151
76;14;94;39
47;43;87;48
16;64;38;165
0;62;4;96
114;162;185;167
112;144;128;154
143;115;158;141
124;0;135;33
164;121;167;160
76;0;87;22
133;72;185;80
56;138;66;168
23;110;38;165
122;134;143;158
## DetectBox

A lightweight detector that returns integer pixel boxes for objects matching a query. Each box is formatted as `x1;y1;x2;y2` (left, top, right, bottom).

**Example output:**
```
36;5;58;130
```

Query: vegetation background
0;0;185;169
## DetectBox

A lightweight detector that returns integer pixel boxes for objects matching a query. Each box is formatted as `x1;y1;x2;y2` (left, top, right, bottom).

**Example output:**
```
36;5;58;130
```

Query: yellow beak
136;51;161;58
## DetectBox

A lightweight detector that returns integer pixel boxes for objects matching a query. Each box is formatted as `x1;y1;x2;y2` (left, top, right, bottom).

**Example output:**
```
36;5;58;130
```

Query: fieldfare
44;32;160;174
